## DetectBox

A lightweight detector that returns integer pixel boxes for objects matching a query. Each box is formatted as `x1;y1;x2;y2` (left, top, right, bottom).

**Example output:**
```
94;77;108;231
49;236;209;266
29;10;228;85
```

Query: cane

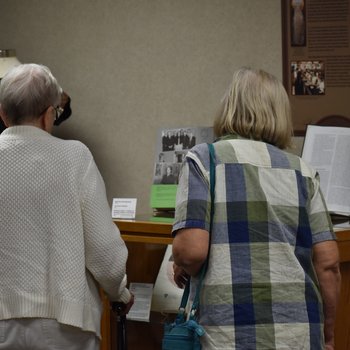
112;302;127;350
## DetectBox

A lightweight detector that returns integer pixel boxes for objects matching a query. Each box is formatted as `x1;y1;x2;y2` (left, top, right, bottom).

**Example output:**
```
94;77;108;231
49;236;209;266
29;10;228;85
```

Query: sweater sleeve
81;156;131;303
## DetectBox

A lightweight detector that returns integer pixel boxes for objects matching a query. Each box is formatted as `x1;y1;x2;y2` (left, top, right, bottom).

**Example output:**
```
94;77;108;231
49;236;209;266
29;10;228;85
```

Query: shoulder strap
208;143;216;220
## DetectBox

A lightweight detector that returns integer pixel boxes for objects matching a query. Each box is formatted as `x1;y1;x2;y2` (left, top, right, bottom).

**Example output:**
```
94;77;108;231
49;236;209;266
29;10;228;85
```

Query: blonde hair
214;67;293;149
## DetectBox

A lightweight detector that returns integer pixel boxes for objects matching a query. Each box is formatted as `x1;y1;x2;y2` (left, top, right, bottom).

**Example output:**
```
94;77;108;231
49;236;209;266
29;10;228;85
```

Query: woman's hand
173;263;189;289
111;293;135;316
123;293;135;315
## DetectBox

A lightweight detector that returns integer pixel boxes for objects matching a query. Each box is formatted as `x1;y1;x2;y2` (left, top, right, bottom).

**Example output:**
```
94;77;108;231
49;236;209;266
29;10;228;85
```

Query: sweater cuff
117;287;132;304
115;274;132;304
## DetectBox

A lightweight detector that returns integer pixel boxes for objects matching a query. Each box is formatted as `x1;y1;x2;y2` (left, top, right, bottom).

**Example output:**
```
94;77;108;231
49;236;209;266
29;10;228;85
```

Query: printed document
127;283;153;322
302;125;350;216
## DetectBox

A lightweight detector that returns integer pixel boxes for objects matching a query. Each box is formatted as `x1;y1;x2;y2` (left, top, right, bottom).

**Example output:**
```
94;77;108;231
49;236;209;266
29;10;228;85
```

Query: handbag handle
176;143;216;321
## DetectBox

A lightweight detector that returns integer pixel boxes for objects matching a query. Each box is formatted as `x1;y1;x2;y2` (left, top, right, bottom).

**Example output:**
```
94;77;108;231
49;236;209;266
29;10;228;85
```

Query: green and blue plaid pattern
173;135;335;350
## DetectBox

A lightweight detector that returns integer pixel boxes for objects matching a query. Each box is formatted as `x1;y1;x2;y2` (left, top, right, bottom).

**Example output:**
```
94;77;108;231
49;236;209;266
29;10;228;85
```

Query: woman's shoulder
53;136;90;152
187;142;211;162
189;142;210;155
282;148;317;178
52;137;94;164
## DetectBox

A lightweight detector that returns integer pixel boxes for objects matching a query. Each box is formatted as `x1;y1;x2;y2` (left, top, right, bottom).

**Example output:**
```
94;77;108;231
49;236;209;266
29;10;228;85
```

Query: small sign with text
111;198;137;219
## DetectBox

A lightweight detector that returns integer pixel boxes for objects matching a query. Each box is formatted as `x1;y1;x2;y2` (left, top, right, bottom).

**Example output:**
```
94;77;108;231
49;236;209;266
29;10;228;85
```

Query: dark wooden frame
281;0;350;136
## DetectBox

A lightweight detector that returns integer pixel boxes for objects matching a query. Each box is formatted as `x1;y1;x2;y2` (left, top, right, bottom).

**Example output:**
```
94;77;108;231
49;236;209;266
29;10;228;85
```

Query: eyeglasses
39;105;64;122
54;106;64;121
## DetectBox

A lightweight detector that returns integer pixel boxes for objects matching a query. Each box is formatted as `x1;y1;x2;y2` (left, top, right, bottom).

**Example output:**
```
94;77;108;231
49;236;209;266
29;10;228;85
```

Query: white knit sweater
0;126;131;337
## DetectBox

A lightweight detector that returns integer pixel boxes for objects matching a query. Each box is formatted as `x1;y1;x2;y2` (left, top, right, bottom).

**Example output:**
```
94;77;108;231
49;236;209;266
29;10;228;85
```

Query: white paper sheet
126;282;153;322
302;125;350;216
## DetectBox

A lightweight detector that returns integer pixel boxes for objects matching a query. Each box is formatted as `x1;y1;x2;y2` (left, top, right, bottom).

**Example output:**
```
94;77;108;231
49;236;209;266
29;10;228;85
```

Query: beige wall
0;0;283;215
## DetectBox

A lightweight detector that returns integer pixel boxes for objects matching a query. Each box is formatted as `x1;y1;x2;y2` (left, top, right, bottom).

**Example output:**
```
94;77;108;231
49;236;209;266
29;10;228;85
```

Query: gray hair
0;63;62;125
214;67;293;149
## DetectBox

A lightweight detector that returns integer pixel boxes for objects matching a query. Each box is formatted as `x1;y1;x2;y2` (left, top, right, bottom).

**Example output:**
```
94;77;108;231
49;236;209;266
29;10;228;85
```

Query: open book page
302;125;350;216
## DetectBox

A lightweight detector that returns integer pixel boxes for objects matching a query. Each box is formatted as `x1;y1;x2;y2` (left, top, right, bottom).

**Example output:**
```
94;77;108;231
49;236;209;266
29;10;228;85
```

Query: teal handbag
162;280;205;350
162;143;216;350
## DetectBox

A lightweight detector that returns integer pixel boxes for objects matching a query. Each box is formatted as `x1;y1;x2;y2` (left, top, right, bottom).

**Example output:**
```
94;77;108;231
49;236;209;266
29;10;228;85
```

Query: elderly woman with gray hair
0;63;133;350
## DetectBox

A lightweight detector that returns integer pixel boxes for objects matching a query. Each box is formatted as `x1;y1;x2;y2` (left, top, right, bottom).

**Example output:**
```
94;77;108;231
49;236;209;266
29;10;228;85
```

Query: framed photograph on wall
281;0;350;135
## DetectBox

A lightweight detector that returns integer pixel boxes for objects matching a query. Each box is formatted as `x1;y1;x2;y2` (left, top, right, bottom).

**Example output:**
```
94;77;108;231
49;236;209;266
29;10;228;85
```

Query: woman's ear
42;106;54;133
0;105;10;127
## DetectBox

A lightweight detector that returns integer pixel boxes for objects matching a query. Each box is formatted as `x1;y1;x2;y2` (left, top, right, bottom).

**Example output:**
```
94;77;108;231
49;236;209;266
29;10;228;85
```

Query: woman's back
183;137;334;349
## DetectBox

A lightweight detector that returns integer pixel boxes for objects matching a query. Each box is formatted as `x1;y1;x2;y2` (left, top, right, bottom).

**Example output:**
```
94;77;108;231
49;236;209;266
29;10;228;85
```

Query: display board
150;127;214;214
281;0;350;135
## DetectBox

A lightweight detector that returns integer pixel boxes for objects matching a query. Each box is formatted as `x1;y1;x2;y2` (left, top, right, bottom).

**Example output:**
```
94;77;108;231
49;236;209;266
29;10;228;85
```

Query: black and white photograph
161;128;196;152
154;126;214;185
153;162;180;185
291;60;325;95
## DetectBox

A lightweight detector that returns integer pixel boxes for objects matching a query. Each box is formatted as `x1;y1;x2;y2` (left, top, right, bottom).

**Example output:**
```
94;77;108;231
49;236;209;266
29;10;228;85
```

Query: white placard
127;283;153;322
111;198;137;219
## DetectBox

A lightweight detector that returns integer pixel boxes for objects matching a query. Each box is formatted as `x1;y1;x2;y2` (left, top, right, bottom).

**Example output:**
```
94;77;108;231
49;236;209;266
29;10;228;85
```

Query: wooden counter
116;217;173;244
100;219;350;350
99;218;172;350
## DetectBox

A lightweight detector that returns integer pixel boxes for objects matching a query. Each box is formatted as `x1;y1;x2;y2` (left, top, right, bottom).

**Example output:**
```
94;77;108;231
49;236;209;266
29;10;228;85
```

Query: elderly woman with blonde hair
172;67;340;350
